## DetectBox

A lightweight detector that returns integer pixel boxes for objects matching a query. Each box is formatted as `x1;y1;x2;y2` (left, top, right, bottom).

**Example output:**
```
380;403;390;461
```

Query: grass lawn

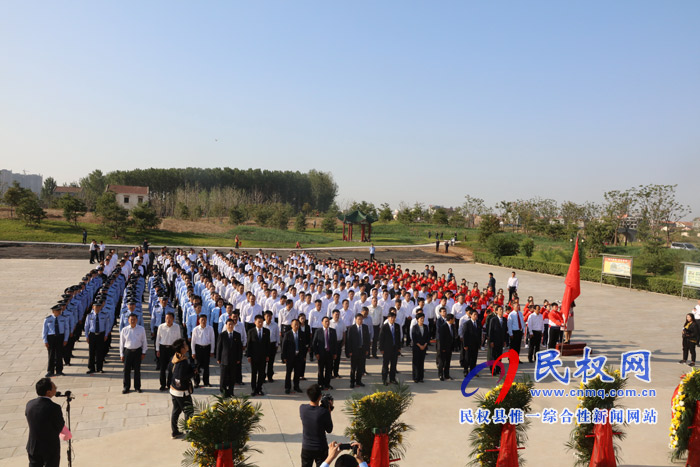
0;219;477;249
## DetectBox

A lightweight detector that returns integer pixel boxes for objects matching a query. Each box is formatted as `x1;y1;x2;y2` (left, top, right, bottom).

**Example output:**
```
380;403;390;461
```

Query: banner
602;256;632;278
684;264;700;288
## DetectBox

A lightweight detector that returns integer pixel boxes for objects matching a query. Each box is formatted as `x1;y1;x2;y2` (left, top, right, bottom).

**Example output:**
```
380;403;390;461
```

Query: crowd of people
41;245;577;444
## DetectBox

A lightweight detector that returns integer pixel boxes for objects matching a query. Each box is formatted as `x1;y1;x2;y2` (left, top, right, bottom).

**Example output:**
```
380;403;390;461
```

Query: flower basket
181;395;264;467
344;382;413;466
468;377;534;467
670;369;700;462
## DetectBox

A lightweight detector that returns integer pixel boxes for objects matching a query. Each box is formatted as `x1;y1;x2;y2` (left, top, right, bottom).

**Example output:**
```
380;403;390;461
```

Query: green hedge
473;252;699;299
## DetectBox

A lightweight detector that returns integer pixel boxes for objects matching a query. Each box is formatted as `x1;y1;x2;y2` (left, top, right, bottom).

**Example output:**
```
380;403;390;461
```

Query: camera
320;393;334;411
338;443;358;455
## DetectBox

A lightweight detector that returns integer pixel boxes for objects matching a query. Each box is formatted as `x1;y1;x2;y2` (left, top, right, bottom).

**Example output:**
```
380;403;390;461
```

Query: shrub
521;237;535;257
321;213;337;233
294;211;307;232
16;195;46;226
486;233;520;259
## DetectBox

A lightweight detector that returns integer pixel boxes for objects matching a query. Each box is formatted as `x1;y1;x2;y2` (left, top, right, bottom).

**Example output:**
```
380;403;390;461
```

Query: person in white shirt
329;310;345;378
326;293;342;318
279;299;298;337
506;305;525;360
526;305;544;363
507;271;519;304
241;295;262;332
155;312;181;391
340;300;355;327
263;311;280;382
191;314;215;387
452;294;468;321
119;313;148;394
367;296;383;358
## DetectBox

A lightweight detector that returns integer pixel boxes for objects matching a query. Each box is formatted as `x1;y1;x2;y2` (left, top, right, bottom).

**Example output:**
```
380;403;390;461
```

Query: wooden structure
338;210;377;242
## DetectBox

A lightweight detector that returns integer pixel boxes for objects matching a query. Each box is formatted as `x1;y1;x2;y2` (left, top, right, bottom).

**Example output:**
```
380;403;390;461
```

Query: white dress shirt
527;313;544;333
506;310;525;336
155;323;181;350
119;325;148;357
191;325;215;354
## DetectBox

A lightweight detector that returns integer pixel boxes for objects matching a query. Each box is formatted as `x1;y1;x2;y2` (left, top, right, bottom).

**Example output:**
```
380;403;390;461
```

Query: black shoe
446;376;454;381
294;388;303;393
267;377;274;383
258;390;265;396
159;386;167;391
86;370;95;374
389;380;398;384
57;372;65;376
439;377;445;381
99;370;105;373
300;377;306;381
136;389;143;393
383;381;389;386
45;372;54;377
357;382;365;387
122;389;129;394
350;383;355;388
66;363;72;366
251;392;257;397
327;385;334;390
171;432;183;439
285;389;291;394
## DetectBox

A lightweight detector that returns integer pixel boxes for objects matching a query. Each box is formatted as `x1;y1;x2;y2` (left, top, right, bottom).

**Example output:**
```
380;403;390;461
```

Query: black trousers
350;353;366;385
99;250;105;262
159;345;175;388
47;335;64;374
194;344;211;386
171;393;193;435
438;349;452;379
466;345;479;374
491;344;503;375
412;347;426;381
317;354;333;388
309;329;318;361
510;330;523;356
683;337;697;362
332;343;342;376
528;332;542;362
123;348;142;390
547;327;561;350
28;449;60;467
301;447;328;467
220;364;235;397
235;360;243;385
429;319;436;340
88;332;106;371
266;344;278;379
285;354;303;390
542;324;549;346
372;325;380;356
508;286;516;303
300;348;308;378
89;249;97;263
250;360;265;393
403;320;412;345
381;350;398;382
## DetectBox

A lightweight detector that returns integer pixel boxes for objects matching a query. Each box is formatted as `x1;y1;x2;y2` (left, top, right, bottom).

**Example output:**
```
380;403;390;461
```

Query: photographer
300;384;333;467
168;338;195;439
321;441;367;467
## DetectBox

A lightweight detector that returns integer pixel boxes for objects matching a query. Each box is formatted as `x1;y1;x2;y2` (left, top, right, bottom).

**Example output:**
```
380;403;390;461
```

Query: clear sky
1;1;698;217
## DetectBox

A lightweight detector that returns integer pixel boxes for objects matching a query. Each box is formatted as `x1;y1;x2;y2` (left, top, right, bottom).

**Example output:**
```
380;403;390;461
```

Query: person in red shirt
547;303;563;349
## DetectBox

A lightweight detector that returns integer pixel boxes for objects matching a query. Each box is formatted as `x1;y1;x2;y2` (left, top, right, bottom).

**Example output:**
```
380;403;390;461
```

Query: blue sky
1;1;698;217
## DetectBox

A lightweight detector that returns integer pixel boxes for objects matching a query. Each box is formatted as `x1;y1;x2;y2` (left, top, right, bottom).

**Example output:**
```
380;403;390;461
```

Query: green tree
448;212;466;228
270;205;291;230
322;211;337;233
16;194;46;226
584;220;615;258
635;184;690;246
378;203;393;223
432;208;449;225
96;192;130;238
308;169;338;212
295;211;307;232
131;203;160;232
478;214;501;244
486;234;520;260
79;169;106;211
2;181;31;218
521;237;535;257
638;237;674;275
253;205;273;227
40;177;58;206
58;194;87;225
175;202;190;220
228;205;245;225
349;201;378;219
462;195;486;228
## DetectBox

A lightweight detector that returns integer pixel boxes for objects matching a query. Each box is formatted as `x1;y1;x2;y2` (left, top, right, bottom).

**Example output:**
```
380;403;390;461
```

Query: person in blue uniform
84;300;110;374
43;304;69;377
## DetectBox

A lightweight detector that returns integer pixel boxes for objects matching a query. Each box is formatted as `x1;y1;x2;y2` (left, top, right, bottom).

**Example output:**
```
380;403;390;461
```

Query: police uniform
43;305;69;376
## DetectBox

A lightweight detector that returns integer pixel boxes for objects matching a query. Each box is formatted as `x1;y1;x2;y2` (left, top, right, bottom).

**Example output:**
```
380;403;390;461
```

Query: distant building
53;186;83;198
105;185;149;210
694;218;700;230
0;169;42;195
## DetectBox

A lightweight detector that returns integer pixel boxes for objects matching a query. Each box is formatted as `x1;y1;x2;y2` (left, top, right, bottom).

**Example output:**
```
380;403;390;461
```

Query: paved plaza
0;257;691;466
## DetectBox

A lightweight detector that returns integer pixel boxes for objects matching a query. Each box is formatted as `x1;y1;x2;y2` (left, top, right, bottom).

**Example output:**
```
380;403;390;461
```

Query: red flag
496;422;519;467
561;236;581;327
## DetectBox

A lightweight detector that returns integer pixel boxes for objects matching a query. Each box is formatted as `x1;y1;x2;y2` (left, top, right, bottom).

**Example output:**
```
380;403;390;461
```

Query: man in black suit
347;314;370;388
437;313;456;381
462;309;482;375
379;312;402;385
487;272;496;294
312;317;337;390
411;313;430;382
488;306;507;376
26;378;64;467
246;315;270;396
216;318;242;397
281;318;305;394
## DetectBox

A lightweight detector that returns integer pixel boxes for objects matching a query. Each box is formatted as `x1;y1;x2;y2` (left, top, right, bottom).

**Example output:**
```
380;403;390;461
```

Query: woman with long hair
681;313;700;367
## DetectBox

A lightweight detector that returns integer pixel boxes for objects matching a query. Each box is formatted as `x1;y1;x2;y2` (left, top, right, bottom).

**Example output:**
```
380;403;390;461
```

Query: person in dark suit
347;314;370;388
487;273;496;295
281;319;305;394
488;306;507;375
437;313;457;381
313;317;337;390
246;315;270;396
379;312;402;385
297;313;311;380
411;313;429;382
216;318;242;397
463;309;482;375
26;378;65;467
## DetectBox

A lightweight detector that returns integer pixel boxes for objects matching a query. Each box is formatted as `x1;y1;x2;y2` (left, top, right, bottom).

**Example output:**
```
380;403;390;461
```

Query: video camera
338;442;359;455
55;391;75;401
320;393;334;412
